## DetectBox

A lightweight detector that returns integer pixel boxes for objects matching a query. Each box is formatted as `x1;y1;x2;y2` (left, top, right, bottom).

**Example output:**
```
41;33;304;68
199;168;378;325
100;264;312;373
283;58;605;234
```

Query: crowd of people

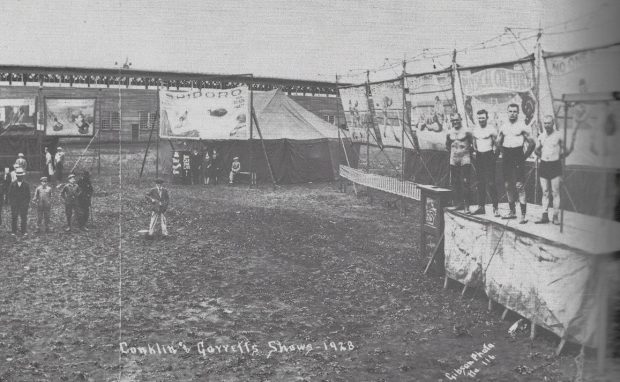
446;103;573;225
0;149;93;236
171;148;244;186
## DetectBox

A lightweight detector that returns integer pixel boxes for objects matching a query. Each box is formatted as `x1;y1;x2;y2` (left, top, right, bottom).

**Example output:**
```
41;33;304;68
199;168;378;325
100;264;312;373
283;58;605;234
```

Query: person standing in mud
77;171;94;229
145;178;169;239
61;174;83;232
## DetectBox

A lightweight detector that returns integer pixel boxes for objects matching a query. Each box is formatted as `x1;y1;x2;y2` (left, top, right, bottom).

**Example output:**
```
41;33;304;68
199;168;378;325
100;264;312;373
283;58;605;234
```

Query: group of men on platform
172;149;244;186
446;103;573;225
0;152;93;236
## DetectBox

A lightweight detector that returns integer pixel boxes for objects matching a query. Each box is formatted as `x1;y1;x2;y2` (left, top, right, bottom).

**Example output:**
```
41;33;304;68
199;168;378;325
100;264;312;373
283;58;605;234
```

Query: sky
0;0;617;83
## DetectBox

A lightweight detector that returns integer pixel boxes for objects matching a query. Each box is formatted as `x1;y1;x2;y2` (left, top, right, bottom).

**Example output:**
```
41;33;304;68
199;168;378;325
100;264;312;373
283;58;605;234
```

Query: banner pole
155;87;160;179
251;108;277;189
401;59;407;214
366;70;370;173
534;29;543;204
249;75;254;186
336;74;357;196
560;101;567;233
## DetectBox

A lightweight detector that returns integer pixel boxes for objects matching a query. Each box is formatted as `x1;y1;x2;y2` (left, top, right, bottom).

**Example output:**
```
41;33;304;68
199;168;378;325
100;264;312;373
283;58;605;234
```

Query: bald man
534;115;574;224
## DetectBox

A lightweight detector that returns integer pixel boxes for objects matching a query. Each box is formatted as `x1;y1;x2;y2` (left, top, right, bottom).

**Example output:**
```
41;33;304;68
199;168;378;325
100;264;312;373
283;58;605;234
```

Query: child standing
33;176;53;233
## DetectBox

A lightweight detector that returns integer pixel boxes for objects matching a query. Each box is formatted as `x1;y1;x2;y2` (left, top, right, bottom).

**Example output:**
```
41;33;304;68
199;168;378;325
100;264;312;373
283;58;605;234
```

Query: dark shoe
493;207;500;217
552;214;560;225
534;213;549;224
502;211;517;219
519;215;528;224
471;207;485;215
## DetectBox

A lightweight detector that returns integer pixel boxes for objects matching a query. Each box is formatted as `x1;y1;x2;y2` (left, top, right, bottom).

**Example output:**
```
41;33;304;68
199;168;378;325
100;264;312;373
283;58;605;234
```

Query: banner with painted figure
406;70;457;150
368;81;413;149
458;59;538;156
543;44;620;168
45;98;96;137
338;85;377;145
0;98;37;136
159;86;250;140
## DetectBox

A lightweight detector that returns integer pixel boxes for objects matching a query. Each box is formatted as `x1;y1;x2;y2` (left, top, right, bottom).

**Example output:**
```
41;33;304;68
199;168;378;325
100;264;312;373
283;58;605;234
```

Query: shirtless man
446;112;473;212
497;104;536;224
534;115;574;224
472;109;499;216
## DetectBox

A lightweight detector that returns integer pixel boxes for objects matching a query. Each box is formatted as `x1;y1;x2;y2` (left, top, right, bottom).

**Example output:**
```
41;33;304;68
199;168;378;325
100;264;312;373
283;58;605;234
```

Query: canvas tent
159;89;358;184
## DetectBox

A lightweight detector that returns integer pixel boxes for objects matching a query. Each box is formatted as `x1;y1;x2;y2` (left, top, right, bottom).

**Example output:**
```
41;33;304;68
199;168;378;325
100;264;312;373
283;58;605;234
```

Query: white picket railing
339;165;421;200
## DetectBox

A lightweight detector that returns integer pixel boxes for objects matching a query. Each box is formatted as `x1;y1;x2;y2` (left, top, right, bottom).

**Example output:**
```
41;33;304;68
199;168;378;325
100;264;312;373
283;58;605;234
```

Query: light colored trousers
149;212;168;236
540;176;561;215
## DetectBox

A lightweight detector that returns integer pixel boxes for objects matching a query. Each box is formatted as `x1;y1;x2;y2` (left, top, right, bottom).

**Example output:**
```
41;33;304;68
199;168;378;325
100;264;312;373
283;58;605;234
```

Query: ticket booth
418;184;451;274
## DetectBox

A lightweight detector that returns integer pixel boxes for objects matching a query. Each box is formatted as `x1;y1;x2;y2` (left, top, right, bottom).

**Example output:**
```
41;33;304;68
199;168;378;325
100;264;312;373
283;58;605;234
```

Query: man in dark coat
0;167;12;226
8;168;30;235
77;171;94;228
145;178;169;239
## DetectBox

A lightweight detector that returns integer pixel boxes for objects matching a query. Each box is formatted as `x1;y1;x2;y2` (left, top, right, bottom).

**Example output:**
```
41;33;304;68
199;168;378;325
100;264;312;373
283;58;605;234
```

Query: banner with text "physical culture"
457;58;538;139
159;86;251;140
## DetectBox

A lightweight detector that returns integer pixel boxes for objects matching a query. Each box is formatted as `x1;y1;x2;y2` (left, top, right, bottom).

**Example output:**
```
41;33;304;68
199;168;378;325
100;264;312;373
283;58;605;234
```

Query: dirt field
0;167;617;381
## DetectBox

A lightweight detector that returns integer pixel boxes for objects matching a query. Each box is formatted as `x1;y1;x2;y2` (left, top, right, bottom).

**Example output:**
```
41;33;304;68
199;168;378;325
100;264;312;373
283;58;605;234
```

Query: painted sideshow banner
160;86;250;140
0;98;37;136
369;81;413;149
339;85;382;147
406;70;456;150
544;44;620;168
45;98;96;137
458;60;538;158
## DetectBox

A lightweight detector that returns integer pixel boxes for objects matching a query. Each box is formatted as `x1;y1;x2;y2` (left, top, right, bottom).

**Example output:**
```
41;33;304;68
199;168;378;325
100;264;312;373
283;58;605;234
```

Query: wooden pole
251;109;276;189
560;101;567;232
534;30;543;204
335;74;357;196
139;116;156;178
401;60;407;214
155;89;160;179
249;75;254;186
366;70;371;173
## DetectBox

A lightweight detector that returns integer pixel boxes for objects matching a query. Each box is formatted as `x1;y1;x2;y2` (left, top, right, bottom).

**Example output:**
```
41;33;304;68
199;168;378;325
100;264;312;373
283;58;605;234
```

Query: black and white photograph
0;0;619;381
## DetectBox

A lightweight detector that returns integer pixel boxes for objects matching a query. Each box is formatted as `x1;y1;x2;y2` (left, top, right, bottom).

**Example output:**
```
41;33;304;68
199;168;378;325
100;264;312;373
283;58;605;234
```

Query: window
323;115;335;125
139;111;156;130
100;111;120;130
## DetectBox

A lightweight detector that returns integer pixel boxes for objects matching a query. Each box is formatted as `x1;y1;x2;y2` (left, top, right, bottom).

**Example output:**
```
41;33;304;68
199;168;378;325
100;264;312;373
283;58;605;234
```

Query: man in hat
61;174;83;231
229;157;241;184
7;168;31;235
145;178;169;239
15;153;27;172
54;147;65;182
33;176;53;233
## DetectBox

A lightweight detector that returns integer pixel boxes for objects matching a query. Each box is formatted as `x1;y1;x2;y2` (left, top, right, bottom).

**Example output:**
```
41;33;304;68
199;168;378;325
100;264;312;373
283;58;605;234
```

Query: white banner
369;81;413;149
159;86;251;140
339;86;371;144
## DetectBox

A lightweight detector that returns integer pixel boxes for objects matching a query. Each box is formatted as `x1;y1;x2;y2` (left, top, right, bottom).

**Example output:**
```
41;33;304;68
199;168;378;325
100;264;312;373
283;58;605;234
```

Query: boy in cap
229;157;241;184
8;168;30;235
33;176;53;233
145;178;169;239
61;174;83;231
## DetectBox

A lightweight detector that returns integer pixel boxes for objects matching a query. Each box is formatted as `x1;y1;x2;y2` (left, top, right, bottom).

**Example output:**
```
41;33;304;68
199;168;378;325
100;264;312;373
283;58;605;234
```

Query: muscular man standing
497;104;536;224
446;113;473;212
472;109;499;216
534;115;574;224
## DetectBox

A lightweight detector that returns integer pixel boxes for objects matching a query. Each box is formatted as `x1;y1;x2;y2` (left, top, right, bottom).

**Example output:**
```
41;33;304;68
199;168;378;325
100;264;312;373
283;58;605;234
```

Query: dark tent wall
405;150;616;217
158;137;357;184
0;135;58;171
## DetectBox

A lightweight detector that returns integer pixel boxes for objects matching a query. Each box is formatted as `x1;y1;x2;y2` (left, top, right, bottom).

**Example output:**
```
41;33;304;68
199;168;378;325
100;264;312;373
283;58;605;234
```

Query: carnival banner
338;85;377;145
0;98;37;136
45;98;96;137
369;81;414;149
543;44;620;168
406;70;456;150
159;86;251;140
458;59;538;143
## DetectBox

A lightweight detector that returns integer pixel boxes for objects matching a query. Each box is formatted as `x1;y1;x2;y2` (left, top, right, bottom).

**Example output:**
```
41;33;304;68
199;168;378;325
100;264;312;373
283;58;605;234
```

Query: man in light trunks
446;112;473;212
534;115;574;225
497;103;536;224
471;109;499;216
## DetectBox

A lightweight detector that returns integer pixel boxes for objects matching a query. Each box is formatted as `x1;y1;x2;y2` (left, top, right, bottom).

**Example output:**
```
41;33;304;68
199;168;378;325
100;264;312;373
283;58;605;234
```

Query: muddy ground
0;162;618;381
